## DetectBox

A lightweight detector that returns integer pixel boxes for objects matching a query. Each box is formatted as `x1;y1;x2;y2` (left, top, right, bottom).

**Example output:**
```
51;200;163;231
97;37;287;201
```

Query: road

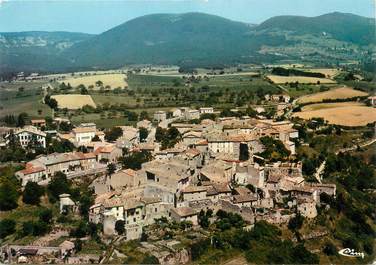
313;137;376;182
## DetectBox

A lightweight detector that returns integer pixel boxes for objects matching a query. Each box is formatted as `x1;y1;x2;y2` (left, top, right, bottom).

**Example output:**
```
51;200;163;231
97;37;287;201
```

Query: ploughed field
297;86;368;104
292;102;376;126
59;74;128;90
51;94;96;109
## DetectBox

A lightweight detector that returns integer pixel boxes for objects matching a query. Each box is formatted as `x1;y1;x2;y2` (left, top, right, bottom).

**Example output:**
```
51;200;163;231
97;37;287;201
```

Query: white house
12;126;46;148
199;107;214;114
153;111;167;122
185;110;200;120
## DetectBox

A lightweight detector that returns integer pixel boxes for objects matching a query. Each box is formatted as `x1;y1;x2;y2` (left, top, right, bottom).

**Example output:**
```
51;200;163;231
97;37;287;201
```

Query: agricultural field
297;86;368;104
304;68;340;78
301;101;364;111
266;75;336;84
292;103;376;126
51;94;96;109
0;95;52;117
59;73;128;89
0;81;52;117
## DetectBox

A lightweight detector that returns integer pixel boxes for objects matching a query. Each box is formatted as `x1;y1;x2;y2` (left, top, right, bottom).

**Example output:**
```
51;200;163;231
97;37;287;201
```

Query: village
0;101;339;264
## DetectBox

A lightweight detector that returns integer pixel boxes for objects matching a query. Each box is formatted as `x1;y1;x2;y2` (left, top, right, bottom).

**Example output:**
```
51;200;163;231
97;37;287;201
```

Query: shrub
23;182;44;205
0;219;16;238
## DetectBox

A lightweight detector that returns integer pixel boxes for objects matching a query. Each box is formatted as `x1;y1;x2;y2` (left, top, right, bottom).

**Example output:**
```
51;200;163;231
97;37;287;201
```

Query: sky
0;0;374;34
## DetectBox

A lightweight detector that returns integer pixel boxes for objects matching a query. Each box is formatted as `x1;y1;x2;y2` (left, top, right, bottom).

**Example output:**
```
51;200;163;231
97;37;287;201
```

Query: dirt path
32;228;69;246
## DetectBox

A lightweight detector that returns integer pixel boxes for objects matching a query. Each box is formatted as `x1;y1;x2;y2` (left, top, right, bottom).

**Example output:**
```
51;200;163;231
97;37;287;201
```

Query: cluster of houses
2;109;337;245
153;107;216;122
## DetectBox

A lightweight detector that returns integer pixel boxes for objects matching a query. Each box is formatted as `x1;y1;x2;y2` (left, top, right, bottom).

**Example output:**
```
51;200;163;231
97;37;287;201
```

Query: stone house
15;152;99;186
142;159;193;193
182;131;203;146
297;198;318;218
30;119;46;128
232;194;258;207
185;110;200;120
116;128;139;149
94;144;122;164
170;207;198;225
203;183;232;202
200;160;234;184
181;186;207;202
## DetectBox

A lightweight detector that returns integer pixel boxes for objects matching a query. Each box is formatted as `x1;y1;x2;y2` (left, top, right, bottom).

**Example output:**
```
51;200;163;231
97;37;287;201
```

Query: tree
288;213;304;231
239;143;249;161
126;111;138;121
95;80;103;87
0;180;19;211
323;241;337;256
107;163;116;176
39;208;53;223
22;182;44;205
71;221;89;238
141;255;160;264
47;172;71;202
17;112;28;127
198;210;210;228
21;221;34;236
155;127;165;142
79;192;94;217
79;84;88;95
139;127;148;142
120;151;152;170
44;95;58;110
31;220;49;236
0;219;16;239
59;121;73;132
104;127;123;142
139;111;149;121
74;239;82;252
91;135;101;142
115;220;125;235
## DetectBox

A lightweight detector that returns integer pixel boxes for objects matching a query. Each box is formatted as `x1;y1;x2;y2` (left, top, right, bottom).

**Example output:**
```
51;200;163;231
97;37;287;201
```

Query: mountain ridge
0;12;374;73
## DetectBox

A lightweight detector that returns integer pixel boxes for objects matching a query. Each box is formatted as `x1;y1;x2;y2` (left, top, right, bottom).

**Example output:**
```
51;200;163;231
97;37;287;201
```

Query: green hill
0;12;374;73
256;12;375;45
0;31;94;73
63;13;272;68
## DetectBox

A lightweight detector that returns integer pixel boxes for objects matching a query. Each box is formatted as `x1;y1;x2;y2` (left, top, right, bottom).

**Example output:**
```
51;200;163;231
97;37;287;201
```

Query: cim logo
338;248;365;259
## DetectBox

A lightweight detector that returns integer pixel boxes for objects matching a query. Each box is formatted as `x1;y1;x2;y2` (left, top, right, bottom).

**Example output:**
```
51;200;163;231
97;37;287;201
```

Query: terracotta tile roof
94;145;116;154
73;127;96;134
212;183;232;193
233;194;257;203
195;139;208;145
171;207;197;217
19;166;45;175
182;185;207;193
31;119;46;123
185;148;200;157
